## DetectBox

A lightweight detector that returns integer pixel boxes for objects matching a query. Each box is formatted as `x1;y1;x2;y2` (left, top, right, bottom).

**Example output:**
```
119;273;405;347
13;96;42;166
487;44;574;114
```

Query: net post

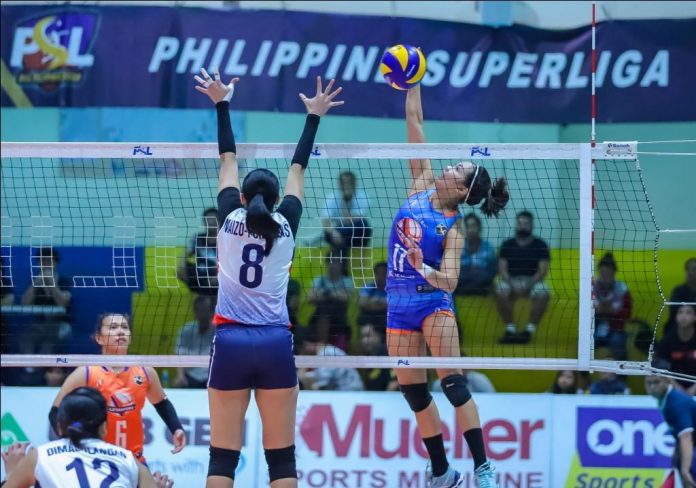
578;143;593;371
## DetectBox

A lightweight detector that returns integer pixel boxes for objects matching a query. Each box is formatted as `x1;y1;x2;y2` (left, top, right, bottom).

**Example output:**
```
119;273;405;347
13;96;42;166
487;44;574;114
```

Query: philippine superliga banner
1;5;695;122
1;388;674;487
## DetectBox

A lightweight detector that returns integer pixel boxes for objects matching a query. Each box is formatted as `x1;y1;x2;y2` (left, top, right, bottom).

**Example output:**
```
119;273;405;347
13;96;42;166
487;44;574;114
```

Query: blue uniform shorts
208;324;297;390
387;292;455;333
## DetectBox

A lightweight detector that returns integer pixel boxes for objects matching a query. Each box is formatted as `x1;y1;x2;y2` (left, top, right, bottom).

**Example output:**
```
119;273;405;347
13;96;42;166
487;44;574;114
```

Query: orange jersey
85;366;149;461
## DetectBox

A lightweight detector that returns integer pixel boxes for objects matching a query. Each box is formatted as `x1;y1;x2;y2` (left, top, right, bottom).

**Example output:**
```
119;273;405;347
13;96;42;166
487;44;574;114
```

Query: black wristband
216;101;236;155
291;114;320;169
49;406;59;435
153;398;183;434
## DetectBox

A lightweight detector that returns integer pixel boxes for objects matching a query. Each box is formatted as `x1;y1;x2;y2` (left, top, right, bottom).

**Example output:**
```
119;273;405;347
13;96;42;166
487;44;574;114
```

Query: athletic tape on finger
223;83;235;102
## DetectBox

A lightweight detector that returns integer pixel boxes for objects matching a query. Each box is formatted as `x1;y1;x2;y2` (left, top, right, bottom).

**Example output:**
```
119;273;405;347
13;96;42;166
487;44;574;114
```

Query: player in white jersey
193;70;343;488
1;387;171;488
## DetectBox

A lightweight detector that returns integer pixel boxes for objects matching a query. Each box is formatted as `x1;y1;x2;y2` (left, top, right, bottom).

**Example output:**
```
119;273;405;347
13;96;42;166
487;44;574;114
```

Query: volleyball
380;44;427;90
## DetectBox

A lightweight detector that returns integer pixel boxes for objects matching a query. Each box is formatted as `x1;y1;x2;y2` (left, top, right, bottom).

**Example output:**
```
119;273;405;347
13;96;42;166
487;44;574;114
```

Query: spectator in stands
173;295;216;388
589;369;631;395
287;278;301;326
454;213;497;296
359;323;398;391
593;252;632;361
177;207;218;295
308;254;354;350
295;328;364;391
44;367;68;387
657;304;696;395
547;370;583;394
664;257;696;336
20;247;72;356
322;171;372;264
496;211;551;344
358;262;388;330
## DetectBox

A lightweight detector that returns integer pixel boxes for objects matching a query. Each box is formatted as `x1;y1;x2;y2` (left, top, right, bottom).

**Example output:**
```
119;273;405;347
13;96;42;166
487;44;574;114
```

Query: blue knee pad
441;374;472;407
400;383;433;413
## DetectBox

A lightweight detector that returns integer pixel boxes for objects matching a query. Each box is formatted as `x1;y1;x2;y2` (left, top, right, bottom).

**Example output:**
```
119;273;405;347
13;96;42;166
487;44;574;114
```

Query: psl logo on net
9;11;99;92
577;407;672;469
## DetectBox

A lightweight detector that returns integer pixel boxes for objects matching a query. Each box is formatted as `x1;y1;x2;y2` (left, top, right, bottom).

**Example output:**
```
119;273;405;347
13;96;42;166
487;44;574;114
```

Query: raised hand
194;68;239;104
299;76;344;116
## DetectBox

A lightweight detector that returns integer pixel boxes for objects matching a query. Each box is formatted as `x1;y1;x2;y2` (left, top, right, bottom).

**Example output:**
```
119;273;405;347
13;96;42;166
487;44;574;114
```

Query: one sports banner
1;5;695;122
1;388;675;487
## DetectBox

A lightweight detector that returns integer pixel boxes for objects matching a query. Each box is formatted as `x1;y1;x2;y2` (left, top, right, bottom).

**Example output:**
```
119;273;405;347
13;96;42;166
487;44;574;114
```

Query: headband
463;164;481;204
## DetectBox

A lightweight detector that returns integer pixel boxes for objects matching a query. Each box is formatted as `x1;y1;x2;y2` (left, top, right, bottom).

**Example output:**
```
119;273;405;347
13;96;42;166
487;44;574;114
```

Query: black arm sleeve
291;114;320;168
49;406;59;435
276;195;303;238
153;398;183;434
217;187;243;230
216;101;236;155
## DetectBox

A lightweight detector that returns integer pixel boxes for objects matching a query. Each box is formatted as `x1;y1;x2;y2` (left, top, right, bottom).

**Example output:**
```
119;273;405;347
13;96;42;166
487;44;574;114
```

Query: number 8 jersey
215;193;302;327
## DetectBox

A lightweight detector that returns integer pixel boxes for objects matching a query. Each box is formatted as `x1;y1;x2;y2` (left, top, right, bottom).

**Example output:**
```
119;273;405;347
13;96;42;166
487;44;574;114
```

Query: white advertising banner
1;388;675;487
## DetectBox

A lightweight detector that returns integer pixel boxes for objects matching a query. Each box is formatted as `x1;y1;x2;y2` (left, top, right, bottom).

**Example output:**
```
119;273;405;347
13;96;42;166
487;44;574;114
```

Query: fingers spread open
315;75;322;96
328;86;342;100
200;68;212;81
324;78;335;94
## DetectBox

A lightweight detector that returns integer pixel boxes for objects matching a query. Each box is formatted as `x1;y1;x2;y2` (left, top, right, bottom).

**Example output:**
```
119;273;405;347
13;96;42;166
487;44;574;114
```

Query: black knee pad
265;445;297;481
400;383;433;413
208;446;240;479
441;374;472;407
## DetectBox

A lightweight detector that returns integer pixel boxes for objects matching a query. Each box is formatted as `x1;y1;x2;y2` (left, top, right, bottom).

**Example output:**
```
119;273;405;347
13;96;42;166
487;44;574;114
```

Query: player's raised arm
406;84;434;195
194;68;240;194
284;76;344;201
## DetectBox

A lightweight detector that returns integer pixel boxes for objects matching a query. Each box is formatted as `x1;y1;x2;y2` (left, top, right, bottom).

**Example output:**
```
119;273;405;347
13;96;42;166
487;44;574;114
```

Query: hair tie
70;421;83;429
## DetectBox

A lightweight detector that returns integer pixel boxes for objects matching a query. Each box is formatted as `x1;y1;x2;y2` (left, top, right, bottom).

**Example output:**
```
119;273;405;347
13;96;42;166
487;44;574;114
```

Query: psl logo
9;11;99;92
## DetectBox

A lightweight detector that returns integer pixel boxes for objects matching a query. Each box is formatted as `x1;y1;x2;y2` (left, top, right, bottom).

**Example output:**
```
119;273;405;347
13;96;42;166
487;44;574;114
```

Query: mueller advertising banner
1;389;677;487
1;5;695;123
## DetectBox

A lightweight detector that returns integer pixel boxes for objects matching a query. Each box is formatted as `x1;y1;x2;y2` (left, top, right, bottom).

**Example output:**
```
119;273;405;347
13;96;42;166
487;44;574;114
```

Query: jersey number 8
240;244;264;288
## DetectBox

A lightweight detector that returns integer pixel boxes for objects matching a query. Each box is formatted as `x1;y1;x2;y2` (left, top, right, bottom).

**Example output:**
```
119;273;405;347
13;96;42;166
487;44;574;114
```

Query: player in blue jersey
194;70;343;488
646;360;696;488
387;85;509;488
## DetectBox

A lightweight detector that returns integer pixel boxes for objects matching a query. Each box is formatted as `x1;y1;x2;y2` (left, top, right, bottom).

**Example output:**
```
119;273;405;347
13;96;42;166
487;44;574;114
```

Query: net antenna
0;141;689;380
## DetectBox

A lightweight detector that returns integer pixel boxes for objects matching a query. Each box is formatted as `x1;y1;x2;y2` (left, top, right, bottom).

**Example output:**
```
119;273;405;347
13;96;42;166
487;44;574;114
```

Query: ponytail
66;421;94;449
246;193;281;255
480;177;509;218
463;165;510;218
